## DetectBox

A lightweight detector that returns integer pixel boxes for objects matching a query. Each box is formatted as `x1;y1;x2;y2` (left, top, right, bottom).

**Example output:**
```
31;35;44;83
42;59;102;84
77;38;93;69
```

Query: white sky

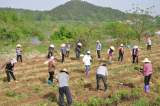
0;0;160;16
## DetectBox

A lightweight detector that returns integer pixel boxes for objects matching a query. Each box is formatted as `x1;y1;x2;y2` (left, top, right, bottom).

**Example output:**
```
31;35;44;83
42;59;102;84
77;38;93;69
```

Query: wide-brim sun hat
110;46;115;51
87;51;91;54
11;58;17;64
142;58;151;63
60;68;69;74
77;43;82;46
50;44;54;48
61;44;66;47
134;45;138;49
49;56;54;61
96;40;100;43
16;44;22;48
120;44;124;47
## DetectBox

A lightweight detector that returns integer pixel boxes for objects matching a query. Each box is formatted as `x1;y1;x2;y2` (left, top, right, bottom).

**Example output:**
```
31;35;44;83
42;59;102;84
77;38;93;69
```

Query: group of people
0;38;153;106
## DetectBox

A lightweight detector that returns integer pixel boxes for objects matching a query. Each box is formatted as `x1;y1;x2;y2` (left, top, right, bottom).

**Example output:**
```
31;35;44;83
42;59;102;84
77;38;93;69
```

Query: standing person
16;44;22;62
82;51;92;78
132;45;139;64
48;56;56;84
66;43;71;57
75;42;82;59
96;40;102;59
142;58;153;93
96;63;108;91
56;68;72;106
118;44;124;62
1;58;17;83
107;46;115;64
146;37;152;50
48;44;54;58
61;44;66;63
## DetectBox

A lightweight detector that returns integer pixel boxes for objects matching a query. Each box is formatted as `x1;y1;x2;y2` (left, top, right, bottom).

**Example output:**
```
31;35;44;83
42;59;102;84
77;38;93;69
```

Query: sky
0;0;160;16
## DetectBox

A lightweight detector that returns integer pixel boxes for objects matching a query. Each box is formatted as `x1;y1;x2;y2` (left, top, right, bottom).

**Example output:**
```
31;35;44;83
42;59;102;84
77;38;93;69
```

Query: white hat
87;51;91;54
16;44;22;48
61;68;69;74
96;40;100;43
50;44;54;48
49;56;54;61
11;58;17;64
142;58;151;63
110;46;115;51
61;43;66;47
77;43;82;46
134;45;138;49
120;44;124;47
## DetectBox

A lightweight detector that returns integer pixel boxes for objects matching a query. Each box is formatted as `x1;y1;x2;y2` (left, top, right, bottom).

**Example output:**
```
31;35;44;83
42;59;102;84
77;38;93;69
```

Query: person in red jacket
142;58;153;93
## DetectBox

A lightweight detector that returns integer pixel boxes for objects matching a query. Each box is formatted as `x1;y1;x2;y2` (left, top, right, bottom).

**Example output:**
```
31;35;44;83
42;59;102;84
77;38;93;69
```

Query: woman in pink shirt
142;58;153;93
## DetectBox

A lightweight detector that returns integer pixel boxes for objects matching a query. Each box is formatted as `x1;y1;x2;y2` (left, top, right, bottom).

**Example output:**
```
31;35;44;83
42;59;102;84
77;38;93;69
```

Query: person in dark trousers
118;44;124;62
56;68;72;106
132;45;139;64
142;58;153;93
96;63;108;91
96;40;102;59
146;37;152;50
75;42;82;59
1;58;17;83
66;43;71;57
16;44;22;62
61;44;67;63
48;44;54;58
48;56;56;84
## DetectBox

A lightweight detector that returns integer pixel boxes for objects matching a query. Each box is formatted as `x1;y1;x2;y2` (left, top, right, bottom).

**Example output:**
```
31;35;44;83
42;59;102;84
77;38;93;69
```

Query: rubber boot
144;85;150;93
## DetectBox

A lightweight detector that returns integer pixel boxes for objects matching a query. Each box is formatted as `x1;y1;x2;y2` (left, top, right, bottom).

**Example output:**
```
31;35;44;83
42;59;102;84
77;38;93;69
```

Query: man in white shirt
56;69;72;106
96;63;108;91
82;51;92;77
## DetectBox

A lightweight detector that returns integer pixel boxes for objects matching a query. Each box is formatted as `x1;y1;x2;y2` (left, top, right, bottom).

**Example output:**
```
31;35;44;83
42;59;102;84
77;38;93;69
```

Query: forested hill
0;0;127;21
48;0;127;21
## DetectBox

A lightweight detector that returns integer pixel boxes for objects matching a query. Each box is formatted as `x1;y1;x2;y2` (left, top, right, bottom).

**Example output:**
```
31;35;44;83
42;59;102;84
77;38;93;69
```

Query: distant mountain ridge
0;0;127;21
48;0;127;21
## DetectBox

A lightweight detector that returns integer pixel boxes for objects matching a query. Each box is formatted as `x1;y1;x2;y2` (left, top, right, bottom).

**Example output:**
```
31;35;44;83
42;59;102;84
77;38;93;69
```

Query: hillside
0;37;160;105
48;0;127;21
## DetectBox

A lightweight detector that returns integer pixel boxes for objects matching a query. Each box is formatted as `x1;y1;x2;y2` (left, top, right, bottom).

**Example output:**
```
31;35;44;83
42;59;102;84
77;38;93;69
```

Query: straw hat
110;46;115;51
77;43;82;46
11;58;17;64
87;51;91;54
61;43;66;47
60;68;69;74
142;58;151;63
96;40;100;43
49;56;54;61
50;44;54;48
16;44;22;48
134;45;138;49
120;44;124;47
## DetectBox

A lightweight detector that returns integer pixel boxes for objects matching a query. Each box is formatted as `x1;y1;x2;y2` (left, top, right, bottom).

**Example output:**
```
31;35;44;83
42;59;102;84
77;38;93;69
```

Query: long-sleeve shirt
48;61;55;72
143;63;153;76
96;66;108;76
61;47;66;55
83;55;92;65
57;72;69;87
96;43;102;51
16;48;22;55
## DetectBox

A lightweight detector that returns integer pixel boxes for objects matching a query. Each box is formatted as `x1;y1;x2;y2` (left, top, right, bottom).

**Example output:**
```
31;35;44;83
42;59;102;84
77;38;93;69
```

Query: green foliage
87;97;103;106
153;96;160;105
5;90;17;97
132;97;149;106
51;26;75;41
131;88;141;98
73;101;87;106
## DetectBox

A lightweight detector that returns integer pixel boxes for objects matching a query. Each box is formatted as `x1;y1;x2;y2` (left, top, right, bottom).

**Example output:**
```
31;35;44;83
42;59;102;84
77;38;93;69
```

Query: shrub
132;97;149;106
87;97;103;106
